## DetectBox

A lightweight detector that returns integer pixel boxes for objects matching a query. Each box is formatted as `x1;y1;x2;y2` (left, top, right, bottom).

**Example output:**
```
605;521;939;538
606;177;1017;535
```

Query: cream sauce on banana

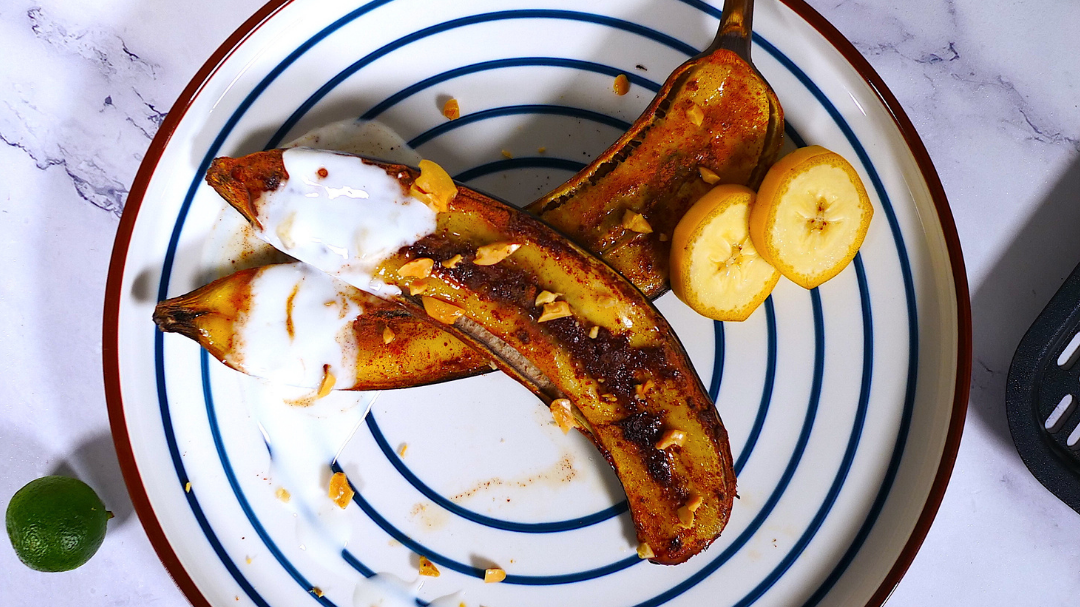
212;122;466;604
254;147;436;298
229;263;364;389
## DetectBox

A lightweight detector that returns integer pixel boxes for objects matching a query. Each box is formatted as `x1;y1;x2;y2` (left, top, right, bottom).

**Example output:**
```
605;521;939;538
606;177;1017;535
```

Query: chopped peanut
613;74;630;96
637;542;655;559
501;149;513;159
383;326;396;344
474;242;521;265
422;296;465;324
538;300;572;322
537;146;547;154
484;567;506;583
329;471;354;509
442;98;460;120
588;325;600;339
316;365;336;398
687;103;705;126
622;209;653;234
419;556;440;577
677;505;695;528
686;491;704;512
698;166;721;184
550;399;578;434
398;257;434;278
312;587;324;598
275;487;291;503
443;254;463;269
677;492;703;528
410;159;458;212
659;233;670;242
409;280;429;296
656;428;687;450
535;290;559;306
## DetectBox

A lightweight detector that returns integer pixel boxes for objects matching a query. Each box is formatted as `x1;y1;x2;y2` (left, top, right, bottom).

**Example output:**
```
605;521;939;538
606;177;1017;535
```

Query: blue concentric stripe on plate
364;412;630;533
732;297;776;475
748;30;921;605
152;7;682;599
150;0;398;600
147;3;918;606
361;58;662;123
407;103;636;149
153;333;273;607
337;274;822;587
731;256;875;606
454;157;587;183
200;352;337;606
630;287;829;607
266;10;697;148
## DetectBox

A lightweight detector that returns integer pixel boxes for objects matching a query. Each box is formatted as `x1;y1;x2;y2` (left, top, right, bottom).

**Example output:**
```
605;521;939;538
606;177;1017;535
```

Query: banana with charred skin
153;262;490;391
204;147;736;565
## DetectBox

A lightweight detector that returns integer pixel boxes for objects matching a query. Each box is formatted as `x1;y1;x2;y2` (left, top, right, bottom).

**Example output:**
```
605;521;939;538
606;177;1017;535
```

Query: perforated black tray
1008;261;1080;512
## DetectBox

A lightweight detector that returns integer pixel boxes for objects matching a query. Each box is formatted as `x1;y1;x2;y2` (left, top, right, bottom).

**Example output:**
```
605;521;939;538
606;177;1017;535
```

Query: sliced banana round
670;184;780;321
749;146;873;289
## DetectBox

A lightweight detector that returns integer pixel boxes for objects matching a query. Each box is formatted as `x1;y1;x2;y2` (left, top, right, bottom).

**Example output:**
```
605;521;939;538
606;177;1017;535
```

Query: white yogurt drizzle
217;122;465;604
228;263;364;389
253;147;436;298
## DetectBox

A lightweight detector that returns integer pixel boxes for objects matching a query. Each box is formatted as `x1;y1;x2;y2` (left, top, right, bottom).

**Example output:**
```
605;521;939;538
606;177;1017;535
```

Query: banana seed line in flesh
199;147;736;565
156;47;783;392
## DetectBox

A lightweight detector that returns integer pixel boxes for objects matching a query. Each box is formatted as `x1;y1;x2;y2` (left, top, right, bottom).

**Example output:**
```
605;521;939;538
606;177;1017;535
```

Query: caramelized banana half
153;262;489;390
161;46;784;392
202;148;736;564
529;48;783;298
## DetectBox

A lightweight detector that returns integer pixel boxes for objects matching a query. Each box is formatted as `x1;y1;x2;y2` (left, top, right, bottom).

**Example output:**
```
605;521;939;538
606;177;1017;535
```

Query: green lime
5;476;111;572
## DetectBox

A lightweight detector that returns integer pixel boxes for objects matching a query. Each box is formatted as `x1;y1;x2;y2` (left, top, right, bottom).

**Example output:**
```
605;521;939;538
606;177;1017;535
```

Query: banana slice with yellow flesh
749;146;873;289
670;184;779;321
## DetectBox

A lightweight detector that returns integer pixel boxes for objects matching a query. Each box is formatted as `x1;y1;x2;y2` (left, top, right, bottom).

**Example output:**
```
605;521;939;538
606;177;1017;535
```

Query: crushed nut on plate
442;98;460;120
329;471;354;509
419;555;440;577
484;567;507;583
613;73;630;96
316;365;336;398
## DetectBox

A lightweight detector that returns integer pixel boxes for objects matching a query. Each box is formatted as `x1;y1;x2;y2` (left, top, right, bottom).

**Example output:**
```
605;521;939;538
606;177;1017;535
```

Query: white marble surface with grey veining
0;0;1077;604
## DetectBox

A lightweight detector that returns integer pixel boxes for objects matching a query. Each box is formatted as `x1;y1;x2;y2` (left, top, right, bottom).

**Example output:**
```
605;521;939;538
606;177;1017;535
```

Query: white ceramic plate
104;1;970;606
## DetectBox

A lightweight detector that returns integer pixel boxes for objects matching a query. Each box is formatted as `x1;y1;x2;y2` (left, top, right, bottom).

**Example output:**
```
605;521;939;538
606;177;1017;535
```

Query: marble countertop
1;0;1077;604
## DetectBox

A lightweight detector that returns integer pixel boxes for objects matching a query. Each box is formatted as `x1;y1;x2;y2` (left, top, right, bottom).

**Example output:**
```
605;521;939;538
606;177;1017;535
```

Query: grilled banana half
528;48;782;299
157;46;784;392
153;262;490;390
194;147;736;564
